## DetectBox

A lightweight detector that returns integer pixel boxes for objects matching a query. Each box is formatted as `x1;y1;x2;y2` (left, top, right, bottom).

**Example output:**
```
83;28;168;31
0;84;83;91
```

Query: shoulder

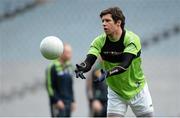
124;29;141;47
88;33;106;57
91;33;106;46
50;60;62;72
94;33;106;40
47;62;55;70
46;62;56;75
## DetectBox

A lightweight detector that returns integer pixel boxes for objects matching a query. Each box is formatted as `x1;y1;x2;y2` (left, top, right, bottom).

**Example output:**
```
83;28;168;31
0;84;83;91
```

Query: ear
116;20;121;27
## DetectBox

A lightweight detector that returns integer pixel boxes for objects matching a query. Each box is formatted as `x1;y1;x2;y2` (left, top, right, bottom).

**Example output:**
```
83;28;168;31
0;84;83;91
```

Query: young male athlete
75;7;154;117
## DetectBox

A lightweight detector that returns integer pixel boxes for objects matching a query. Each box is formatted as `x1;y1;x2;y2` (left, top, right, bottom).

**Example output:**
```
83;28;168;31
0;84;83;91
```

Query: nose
102;21;106;27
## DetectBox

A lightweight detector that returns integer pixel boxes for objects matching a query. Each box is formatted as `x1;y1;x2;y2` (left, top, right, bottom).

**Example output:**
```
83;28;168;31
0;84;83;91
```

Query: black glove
93;69;108;83
75;63;86;79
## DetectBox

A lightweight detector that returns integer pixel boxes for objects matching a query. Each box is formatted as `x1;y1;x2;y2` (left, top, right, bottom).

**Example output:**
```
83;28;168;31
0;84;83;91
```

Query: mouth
104;28;108;31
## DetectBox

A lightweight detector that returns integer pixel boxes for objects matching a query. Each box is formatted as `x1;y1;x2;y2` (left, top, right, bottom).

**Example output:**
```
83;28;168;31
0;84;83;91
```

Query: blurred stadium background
0;0;180;117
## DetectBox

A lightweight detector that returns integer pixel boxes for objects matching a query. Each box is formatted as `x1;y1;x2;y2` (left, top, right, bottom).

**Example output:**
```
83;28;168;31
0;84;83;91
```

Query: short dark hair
100;7;125;29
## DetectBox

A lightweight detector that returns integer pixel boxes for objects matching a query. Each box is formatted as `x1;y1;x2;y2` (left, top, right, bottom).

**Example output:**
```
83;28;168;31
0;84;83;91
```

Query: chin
104;31;110;35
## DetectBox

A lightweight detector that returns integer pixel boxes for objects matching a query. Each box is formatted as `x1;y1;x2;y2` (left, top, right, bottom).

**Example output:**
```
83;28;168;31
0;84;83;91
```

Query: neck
59;58;65;64
108;28;122;41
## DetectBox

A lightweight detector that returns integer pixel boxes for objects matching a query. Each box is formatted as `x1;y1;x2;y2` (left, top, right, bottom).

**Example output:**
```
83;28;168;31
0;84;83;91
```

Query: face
101;14;121;35
60;44;72;61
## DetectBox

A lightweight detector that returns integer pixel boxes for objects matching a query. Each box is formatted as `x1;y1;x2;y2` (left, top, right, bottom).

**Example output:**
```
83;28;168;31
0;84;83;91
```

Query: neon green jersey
88;29;146;100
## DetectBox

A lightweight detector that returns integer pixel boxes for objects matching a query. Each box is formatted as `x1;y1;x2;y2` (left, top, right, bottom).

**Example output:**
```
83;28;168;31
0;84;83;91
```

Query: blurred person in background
46;43;76;117
75;7;154;117
86;58;108;117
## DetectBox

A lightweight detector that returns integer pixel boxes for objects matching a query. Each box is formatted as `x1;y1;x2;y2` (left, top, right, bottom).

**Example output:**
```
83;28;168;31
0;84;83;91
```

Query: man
86;59;108;117
46;43;76;117
75;7;154;117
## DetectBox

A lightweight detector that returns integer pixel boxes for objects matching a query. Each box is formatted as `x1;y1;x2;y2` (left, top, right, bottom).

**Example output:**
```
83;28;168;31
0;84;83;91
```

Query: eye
102;19;111;23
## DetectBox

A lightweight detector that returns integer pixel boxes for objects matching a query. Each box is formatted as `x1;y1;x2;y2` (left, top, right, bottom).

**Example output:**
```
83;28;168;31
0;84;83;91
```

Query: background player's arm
86;70;94;100
47;66;61;104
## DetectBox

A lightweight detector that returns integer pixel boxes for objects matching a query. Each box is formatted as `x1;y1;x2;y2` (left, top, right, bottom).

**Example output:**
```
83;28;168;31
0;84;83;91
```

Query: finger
76;64;81;68
79;72;86;79
75;71;79;78
75;73;79;78
78;71;85;79
76;72;81;78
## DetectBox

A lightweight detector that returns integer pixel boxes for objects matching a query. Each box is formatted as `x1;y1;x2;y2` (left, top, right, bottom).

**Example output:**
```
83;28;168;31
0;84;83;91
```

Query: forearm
108;53;135;76
80;54;97;73
71;84;75;102
86;74;93;100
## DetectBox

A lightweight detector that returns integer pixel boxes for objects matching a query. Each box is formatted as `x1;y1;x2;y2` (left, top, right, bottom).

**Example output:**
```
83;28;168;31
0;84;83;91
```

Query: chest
100;38;125;63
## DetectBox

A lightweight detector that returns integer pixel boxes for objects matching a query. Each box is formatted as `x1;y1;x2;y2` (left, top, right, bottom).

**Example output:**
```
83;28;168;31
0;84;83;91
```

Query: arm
87;61;104;100
75;34;106;79
75;54;97;79
70;75;76;112
77;54;97;72
108;53;135;76
70;76;75;103
86;69;94;101
46;65;60;104
94;53;135;82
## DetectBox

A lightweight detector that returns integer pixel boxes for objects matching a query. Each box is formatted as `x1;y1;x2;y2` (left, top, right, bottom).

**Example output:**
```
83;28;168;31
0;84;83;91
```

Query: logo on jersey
103;51;123;56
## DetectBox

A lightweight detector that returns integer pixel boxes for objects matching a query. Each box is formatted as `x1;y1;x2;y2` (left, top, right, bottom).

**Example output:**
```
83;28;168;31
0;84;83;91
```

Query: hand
92;100;103;112
56;100;65;110
71;102;76;112
75;63;86;79
93;69;108;83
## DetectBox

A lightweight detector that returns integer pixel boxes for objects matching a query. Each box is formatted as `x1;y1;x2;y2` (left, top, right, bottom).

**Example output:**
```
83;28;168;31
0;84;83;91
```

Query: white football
40;36;64;60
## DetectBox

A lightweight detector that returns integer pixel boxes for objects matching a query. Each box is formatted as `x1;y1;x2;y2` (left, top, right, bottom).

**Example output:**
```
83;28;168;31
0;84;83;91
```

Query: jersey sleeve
123;32;141;56
46;64;55;97
46;64;60;103
88;34;106;57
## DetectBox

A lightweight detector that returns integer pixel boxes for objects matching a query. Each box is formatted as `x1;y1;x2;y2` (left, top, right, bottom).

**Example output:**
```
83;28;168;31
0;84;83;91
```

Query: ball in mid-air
40;36;64;60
